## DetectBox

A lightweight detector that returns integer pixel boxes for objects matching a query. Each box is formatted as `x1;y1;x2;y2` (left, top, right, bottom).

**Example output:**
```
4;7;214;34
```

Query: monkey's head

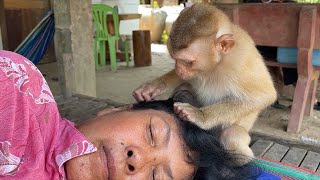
167;3;235;81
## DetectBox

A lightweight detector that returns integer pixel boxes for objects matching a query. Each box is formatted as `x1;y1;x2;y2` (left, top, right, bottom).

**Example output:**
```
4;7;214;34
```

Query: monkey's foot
173;102;204;124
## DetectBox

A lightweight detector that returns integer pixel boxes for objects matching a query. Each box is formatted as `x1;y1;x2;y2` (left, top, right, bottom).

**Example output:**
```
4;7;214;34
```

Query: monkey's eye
179;59;194;67
185;61;194;67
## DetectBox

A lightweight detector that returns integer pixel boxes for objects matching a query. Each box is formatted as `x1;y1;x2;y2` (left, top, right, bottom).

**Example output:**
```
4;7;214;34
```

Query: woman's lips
102;146;116;179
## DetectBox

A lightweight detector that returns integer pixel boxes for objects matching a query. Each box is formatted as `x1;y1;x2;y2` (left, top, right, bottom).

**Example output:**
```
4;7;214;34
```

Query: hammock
14;10;54;65
255;157;320;180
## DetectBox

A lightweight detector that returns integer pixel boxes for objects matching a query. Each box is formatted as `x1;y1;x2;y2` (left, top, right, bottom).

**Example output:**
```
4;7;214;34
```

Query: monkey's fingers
133;83;159;102
173;103;194;122
133;84;149;101
174;102;200;122
141;89;155;101
150;88;162;100
133;92;143;102
173;102;192;109
176;109;194;122
173;102;185;114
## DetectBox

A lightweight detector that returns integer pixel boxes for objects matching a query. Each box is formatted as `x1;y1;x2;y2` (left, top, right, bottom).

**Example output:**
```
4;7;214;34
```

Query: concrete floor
38;44;320;148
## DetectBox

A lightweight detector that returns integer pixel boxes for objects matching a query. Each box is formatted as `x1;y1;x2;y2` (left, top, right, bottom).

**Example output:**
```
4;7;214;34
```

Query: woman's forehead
127;109;175;120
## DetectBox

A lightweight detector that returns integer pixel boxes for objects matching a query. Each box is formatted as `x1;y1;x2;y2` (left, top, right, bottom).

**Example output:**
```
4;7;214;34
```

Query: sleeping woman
0;50;279;179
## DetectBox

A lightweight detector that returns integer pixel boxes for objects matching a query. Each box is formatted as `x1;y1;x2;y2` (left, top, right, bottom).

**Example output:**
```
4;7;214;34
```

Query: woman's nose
125;146;157;175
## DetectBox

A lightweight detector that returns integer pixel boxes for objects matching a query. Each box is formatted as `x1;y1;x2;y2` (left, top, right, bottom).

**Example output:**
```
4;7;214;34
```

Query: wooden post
287;6;317;133
305;71;319;116
133;30;152;67
0;0;8;50
54;0;96;98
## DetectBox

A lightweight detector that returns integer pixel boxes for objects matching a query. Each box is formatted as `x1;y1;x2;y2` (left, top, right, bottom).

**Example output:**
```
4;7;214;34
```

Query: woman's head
132;99;260;180
65;99;195;179
65;98;260;180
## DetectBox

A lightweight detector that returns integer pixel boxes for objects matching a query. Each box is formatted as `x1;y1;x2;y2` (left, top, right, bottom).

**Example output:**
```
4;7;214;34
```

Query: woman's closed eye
152;166;160;180
148;116;171;147
152;169;155;180
149;117;155;146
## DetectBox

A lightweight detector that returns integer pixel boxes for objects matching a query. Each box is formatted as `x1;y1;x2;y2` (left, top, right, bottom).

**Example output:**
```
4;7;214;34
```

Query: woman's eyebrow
163;117;171;146
162;117;173;179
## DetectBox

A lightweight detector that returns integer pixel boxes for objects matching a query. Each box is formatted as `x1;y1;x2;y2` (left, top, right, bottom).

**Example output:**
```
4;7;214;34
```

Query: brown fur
133;3;277;161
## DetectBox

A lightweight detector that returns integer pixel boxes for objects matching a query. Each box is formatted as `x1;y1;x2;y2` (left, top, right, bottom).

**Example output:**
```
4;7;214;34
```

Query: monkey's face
170;38;218;80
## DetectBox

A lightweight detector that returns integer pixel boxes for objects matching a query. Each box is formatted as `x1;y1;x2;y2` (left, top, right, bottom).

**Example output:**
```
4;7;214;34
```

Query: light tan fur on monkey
133;3;277;160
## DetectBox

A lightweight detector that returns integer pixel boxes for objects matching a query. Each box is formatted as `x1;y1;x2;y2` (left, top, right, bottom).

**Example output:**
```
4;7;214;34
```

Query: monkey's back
192;24;277;109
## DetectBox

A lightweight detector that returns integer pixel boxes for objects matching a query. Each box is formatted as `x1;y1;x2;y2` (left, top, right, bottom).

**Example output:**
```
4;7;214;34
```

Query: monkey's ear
216;34;235;54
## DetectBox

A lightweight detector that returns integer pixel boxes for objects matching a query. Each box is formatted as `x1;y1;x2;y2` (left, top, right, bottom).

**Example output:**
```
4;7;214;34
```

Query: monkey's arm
133;69;183;101
174;93;276;130
158;69;183;88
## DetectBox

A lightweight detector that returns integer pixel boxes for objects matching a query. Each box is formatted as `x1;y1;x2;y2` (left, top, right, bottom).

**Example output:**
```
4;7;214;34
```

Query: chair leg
108;38;117;71
94;40;99;69
287;77;312;133
100;41;106;66
124;40;130;67
305;71;319;116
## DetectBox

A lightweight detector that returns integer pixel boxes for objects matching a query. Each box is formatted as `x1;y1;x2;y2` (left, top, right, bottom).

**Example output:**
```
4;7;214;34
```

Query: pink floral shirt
0;50;97;179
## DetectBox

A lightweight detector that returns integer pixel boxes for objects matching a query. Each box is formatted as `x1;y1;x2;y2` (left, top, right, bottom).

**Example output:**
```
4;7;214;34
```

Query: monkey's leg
220;125;254;165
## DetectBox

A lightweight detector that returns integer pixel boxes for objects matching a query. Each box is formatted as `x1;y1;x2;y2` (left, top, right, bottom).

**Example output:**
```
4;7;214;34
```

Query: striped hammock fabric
14;10;54;65
255;157;320;180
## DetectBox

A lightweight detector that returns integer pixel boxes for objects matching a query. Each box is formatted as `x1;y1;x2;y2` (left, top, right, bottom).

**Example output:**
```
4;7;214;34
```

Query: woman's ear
215;34;235;54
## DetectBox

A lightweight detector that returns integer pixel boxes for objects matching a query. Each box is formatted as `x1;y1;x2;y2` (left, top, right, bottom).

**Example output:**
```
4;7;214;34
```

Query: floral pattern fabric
0;50;97;179
0;53;54;104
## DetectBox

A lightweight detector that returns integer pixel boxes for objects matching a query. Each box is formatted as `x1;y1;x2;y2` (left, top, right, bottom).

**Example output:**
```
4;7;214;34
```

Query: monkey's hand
173;102;206;127
133;80;167;102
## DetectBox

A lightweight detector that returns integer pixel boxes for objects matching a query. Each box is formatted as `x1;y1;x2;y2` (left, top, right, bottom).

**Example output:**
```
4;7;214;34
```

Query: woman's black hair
132;91;262;180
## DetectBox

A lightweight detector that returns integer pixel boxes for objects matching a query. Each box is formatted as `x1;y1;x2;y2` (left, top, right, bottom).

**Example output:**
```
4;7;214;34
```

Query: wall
3;0;55;63
92;0;140;35
0;0;7;50
0;27;2;50
4;0;51;50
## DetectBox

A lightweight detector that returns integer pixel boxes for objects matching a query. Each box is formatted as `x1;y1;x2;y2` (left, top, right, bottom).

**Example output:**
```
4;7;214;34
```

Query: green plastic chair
92;4;129;71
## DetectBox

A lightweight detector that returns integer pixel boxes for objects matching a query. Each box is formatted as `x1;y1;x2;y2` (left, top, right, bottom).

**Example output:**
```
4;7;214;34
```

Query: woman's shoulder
0;50;29;63
0;50;56;104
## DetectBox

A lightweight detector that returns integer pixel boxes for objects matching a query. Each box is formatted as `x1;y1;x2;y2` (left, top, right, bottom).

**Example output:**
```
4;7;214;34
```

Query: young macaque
133;3;277;161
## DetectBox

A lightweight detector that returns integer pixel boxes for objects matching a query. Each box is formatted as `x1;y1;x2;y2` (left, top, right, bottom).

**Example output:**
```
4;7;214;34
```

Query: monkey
133;3;277;161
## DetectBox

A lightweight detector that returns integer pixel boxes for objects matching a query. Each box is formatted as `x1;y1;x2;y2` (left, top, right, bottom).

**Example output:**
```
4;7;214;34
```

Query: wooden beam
263;143;289;161
4;0;50;9
0;0;8;50
300;151;320;172
287;6;317;133
217;4;320;49
250;139;273;157
281;147;307;167
251;132;320;154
